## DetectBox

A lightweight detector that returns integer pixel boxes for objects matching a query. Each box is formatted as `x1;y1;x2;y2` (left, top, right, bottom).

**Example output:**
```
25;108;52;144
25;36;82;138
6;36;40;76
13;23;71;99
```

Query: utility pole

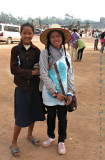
39;19;42;28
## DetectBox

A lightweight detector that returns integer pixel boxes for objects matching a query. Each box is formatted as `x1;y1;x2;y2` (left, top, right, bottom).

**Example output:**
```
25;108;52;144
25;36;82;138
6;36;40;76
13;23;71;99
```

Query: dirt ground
0;36;105;160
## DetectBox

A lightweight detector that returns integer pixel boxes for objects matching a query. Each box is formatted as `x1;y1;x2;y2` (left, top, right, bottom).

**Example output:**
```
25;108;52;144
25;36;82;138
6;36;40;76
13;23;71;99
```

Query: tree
65;14;71;18
0;12;94;27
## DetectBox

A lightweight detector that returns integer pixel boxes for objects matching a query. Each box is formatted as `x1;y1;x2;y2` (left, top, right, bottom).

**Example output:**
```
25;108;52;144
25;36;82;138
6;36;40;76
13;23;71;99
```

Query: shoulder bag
54;63;77;112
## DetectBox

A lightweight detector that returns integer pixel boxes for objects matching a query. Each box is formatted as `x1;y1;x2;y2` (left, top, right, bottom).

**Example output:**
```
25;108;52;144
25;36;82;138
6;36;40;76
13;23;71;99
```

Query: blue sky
1;0;105;22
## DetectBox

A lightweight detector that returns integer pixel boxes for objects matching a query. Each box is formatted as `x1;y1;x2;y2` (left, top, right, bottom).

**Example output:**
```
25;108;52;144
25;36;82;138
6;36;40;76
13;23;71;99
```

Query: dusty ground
0;36;105;160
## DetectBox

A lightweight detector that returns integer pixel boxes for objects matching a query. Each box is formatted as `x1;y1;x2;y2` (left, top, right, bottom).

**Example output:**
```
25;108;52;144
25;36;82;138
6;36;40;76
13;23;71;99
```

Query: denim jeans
100;42;105;53
46;105;67;143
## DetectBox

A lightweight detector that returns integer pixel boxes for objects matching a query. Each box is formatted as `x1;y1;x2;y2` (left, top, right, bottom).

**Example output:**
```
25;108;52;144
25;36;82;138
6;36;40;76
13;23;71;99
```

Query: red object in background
0;32;3;36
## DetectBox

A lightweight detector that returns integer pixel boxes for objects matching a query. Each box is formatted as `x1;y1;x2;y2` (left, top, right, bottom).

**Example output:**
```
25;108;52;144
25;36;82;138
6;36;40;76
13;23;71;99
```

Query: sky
0;0;105;22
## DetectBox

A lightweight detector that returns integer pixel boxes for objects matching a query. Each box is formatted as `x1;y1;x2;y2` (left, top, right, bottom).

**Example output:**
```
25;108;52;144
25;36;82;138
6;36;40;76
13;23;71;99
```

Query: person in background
93;30;99;50
85;29;87;37
100;31;105;53
67;28;72;50
92;29;94;37
80;30;84;38
70;28;80;61
10;22;45;157
77;38;86;61
39;24;76;155
89;30;92;37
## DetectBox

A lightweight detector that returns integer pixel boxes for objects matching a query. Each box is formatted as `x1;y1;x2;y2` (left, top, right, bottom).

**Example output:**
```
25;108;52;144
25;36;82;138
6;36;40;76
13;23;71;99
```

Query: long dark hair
46;30;70;69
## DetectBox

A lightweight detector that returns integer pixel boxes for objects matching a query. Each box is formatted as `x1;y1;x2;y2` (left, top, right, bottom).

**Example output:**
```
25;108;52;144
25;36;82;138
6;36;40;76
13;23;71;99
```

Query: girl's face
50;31;62;49
20;26;34;45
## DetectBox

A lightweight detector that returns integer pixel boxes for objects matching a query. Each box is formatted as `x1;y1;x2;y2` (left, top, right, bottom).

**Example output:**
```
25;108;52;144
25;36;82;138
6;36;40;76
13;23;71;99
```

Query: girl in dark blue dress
10;22;45;157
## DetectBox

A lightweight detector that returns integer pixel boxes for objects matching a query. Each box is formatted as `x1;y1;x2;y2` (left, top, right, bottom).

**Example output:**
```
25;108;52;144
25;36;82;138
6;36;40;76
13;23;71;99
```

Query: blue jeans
100;42;105;53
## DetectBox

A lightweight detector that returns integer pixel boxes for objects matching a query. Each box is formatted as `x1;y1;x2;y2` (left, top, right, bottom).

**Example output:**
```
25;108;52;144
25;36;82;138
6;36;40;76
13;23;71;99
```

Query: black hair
20;22;34;33
46;30;70;69
73;29;77;32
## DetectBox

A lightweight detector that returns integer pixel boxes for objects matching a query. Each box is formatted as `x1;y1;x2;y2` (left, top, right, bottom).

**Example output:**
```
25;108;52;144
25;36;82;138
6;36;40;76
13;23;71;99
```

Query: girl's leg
27;123;40;146
42;106;56;147
57;106;67;143
10;125;21;156
27;123;34;140
57;106;67;154
47;106;56;139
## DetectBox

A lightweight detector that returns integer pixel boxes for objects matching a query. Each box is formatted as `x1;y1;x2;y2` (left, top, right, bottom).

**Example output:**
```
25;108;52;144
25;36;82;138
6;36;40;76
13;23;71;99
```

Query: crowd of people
67;27;105;57
93;29;105;53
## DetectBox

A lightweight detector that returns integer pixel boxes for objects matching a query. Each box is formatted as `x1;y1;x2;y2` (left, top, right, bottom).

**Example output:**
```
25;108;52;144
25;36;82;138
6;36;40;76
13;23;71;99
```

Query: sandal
28;138;40;146
10;146;20;157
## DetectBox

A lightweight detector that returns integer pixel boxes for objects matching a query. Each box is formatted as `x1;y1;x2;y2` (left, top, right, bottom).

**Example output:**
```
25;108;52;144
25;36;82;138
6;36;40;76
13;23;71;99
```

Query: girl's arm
10;46;35;79
39;49;57;95
66;53;76;95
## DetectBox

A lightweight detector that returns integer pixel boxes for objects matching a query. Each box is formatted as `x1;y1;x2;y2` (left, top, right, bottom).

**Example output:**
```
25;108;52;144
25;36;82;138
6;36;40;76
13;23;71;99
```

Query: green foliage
0;12;26;25
0;12;96;26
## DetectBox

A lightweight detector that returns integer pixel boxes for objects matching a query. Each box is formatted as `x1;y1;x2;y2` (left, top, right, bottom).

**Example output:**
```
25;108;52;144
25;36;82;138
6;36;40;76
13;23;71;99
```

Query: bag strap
54;63;66;96
16;45;30;68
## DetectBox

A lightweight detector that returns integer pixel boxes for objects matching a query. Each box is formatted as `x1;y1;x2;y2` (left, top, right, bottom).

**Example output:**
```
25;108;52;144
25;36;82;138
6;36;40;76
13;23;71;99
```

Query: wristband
67;94;72;97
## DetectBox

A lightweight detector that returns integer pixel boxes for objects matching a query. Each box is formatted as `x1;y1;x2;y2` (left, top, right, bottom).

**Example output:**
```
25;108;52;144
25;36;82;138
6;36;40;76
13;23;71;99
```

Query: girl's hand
56;93;66;102
65;96;72;106
32;68;40;76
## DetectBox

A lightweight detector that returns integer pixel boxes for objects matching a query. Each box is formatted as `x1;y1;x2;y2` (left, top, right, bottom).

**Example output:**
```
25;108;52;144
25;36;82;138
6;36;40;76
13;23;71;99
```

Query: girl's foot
58;142;66;155
27;135;40;146
10;144;20;157
42;137;55;147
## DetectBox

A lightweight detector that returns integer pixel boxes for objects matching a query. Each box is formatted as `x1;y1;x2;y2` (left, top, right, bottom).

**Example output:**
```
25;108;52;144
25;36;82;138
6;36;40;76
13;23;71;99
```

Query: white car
0;23;21;44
